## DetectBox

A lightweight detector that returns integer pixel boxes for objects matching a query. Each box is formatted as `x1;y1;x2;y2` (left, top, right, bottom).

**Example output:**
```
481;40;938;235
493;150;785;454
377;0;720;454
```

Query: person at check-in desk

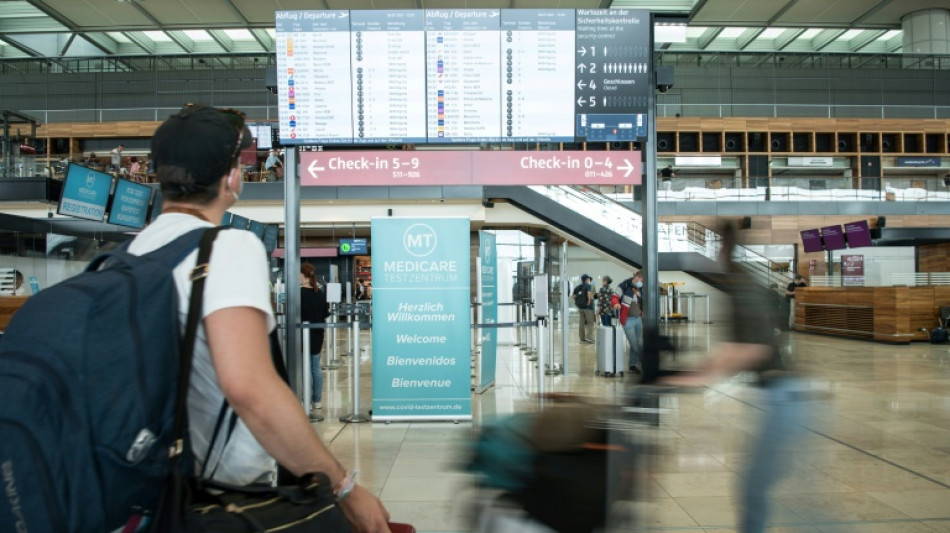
658;222;805;533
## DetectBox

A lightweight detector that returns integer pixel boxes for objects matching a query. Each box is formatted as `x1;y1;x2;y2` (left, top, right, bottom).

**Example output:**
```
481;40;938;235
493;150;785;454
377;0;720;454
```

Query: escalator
485;185;791;290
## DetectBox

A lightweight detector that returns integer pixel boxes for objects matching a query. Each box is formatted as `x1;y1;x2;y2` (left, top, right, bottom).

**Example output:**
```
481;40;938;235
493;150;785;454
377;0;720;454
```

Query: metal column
641;18;659;329
283;147;303;403
560;240;569;375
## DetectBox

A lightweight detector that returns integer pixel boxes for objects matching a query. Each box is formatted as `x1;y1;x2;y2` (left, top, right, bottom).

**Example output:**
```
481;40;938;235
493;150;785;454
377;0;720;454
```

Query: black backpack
573;284;589;308
0;227;221;532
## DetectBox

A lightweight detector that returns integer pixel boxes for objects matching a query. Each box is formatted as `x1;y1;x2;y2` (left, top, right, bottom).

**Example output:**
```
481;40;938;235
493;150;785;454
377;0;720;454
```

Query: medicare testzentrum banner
371;217;472;421
477;231;498;393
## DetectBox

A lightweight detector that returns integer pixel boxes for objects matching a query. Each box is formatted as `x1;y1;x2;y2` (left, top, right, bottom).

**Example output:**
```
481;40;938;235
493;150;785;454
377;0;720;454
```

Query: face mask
635;281;643;288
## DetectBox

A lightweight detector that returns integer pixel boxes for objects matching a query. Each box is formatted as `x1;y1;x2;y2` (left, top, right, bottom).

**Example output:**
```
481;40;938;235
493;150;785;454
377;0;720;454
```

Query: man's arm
206;307;390;533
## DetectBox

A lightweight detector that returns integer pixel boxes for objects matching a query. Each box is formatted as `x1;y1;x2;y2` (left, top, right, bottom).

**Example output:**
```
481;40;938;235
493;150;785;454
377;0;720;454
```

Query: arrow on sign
618;159;635;178
577;80;587;90
577;97;585;107
577;63;587;73
308;160;325;179
577;47;587;56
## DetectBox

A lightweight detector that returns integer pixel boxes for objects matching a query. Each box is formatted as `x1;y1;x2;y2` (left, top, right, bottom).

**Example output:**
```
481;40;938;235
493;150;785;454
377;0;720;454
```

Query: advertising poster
477;231;497;393
371;217;472;421
842;254;865;286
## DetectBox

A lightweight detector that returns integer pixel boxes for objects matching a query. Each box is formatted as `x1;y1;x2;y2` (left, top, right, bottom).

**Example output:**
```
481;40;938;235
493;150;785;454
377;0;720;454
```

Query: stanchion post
537;318;545;410
340;307;370;423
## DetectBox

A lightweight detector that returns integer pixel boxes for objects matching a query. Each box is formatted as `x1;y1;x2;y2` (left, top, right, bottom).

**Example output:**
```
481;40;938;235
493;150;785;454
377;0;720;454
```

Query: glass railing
527;185;790;288
603;176;950;203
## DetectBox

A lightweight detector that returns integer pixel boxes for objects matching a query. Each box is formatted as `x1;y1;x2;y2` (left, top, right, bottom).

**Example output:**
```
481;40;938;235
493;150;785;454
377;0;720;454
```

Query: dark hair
603;276;612;284
301;263;318;291
152;105;248;205
157;165;221;205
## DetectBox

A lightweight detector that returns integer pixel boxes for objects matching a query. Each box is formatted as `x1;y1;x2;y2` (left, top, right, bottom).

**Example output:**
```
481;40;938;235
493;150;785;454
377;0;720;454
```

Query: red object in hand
388;523;416;533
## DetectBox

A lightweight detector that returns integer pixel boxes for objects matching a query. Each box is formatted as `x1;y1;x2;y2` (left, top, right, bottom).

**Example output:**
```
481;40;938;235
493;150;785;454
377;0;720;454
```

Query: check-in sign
299;150;642;186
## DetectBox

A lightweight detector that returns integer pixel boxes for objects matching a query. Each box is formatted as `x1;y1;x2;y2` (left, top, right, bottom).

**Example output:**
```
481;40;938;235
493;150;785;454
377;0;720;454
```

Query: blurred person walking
661;223;805;533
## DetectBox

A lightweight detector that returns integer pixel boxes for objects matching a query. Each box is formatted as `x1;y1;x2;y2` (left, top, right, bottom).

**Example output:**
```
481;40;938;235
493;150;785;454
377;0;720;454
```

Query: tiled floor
310;321;950;532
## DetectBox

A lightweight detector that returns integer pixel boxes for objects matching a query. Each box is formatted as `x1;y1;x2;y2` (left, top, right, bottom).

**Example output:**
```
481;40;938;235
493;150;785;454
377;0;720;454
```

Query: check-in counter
795;286;950;344
0;296;30;331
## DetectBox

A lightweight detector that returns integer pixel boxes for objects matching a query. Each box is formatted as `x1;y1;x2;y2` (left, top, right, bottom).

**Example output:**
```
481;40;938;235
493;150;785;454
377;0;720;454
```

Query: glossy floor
310;322;950;532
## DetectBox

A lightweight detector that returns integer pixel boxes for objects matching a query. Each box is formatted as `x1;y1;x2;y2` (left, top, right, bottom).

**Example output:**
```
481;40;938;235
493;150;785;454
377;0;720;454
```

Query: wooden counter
0;296;30;331
795;286;950;343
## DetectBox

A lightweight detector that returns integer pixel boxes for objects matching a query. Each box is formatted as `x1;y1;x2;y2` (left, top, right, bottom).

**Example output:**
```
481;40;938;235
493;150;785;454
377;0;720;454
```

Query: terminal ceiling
0;0;944;59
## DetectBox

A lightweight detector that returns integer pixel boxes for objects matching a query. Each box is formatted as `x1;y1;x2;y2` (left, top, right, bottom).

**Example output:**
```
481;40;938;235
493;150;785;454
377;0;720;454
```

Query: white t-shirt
128;213;278;486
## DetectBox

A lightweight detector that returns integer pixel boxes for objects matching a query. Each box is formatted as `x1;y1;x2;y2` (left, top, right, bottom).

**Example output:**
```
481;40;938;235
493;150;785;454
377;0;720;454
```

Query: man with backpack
0;105;391;533
573;274;596;344
132;105;390;531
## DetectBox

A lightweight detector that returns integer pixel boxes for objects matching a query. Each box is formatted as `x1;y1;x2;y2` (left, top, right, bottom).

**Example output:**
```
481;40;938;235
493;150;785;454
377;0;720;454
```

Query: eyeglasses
180;103;247;164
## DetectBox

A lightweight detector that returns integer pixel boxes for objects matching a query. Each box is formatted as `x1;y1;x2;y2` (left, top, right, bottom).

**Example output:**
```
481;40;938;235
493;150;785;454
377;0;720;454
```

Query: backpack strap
170;226;228;461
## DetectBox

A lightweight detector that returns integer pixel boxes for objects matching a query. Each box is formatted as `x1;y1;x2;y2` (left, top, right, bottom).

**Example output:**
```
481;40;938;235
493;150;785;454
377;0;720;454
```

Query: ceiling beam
249;29;273;52
58;32;76;56
766;0;799;25
774;28;806;51
128;0;164;27
165;30;195;54
220;0;251;25
207;30;234;53
123;31;156;55
696;27;723;49
0;35;43;58
811;29;846;51
849;29;886;52
23;0;78;31
853;0;896;26
736;27;766;50
0;16;68;33
886;33;903;52
83;32;119;55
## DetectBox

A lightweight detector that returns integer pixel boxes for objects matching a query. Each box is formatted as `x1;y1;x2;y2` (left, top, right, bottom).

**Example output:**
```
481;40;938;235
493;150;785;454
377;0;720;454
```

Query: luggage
931;327;949;344
0;228;212;533
929;314;949;344
595;325;625;377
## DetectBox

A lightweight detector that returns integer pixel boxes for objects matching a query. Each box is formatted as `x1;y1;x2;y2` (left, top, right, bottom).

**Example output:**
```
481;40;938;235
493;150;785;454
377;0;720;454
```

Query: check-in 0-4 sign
299;150;641;186
371;217;472;421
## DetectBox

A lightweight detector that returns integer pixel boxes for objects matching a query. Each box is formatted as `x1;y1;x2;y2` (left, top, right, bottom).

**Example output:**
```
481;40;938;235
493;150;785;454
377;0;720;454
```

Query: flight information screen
276;9;650;145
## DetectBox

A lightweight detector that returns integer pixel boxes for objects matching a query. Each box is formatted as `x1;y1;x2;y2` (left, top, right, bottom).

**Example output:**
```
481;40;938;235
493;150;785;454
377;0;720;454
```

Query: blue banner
477;231;498;393
371;217;472;421
58;164;113;222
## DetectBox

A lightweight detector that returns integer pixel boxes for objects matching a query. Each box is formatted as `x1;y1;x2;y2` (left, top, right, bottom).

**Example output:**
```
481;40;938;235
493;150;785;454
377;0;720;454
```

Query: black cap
151;105;252;188
581;274;592;281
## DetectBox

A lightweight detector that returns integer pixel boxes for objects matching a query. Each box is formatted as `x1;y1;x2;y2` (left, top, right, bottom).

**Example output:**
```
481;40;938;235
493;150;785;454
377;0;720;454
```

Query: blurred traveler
300;263;329;416
785;274;807;328
265;149;284;180
597;275;614;326
574;274;595;343
661;223;804;533
110;144;124;173
128;104;390;532
612;271;644;374
660;164;675;191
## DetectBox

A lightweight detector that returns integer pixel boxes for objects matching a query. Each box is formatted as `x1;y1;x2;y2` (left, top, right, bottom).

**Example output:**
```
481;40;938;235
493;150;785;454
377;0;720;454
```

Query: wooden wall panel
919;243;950;273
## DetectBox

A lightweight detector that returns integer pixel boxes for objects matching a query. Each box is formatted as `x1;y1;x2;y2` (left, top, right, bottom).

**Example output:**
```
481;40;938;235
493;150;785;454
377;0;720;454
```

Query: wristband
333;470;358;502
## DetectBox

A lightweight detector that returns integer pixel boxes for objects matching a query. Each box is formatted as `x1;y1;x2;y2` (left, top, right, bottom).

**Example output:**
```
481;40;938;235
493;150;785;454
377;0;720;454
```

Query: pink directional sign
298;151;641;186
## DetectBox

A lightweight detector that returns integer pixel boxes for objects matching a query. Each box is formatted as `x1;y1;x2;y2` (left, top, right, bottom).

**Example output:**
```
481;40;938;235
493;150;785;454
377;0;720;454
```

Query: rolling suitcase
595;324;625;377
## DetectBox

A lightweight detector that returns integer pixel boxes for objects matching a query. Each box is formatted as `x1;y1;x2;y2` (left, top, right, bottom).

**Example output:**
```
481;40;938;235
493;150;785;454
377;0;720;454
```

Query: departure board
351;11;427;143
425;10;502;142
275;9;650;145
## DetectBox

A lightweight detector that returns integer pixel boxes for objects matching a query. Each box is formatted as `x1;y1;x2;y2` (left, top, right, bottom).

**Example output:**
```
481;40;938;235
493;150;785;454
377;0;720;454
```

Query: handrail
527;185;790;288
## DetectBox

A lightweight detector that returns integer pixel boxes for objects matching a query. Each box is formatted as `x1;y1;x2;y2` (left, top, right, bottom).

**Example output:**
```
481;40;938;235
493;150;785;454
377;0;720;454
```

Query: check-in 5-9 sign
298;150;641;186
